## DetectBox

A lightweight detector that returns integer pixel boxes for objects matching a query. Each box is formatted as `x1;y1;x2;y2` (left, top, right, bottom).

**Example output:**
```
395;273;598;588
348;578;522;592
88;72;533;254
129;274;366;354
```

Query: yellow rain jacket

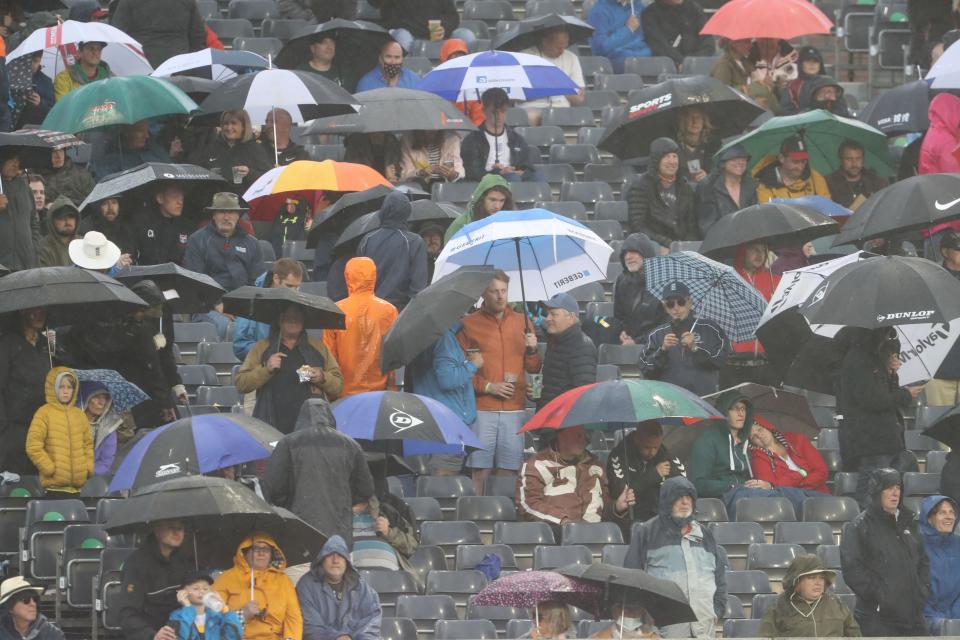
25;367;93;491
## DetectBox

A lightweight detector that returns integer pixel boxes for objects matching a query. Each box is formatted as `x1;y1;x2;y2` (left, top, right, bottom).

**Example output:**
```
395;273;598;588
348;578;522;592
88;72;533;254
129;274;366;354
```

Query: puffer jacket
626;138;696;246
110;0;206;68
0;611;64;640
324;257;397;397
754;154;832;203
921;495;960;633
36;196;79;268
624;476;726;637
517;446;609;526
444;173;514;241
537;322;598;410
184;222;264;292
296;535;381;640
639;312;727;397
42;158;96;206
357;191;428;309
612;233;667;343
694;166;758;237
213;533;302;640
0;175;40;271
25;367;93;491
688;390;752;498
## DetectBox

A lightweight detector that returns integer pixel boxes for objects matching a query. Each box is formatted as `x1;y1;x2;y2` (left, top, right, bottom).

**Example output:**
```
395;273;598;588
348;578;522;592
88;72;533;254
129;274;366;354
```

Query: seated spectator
192;109;272;196
695;144;757;237
747;418;829;494
626;138;696;246
37;197;80;267
28;174;47;232
355;41;421;92
53;41;111;101
587;0;652;74
0;577;64;640
675;107;717;184
278;0;348;22
782;45;824;113
797;76;850;117
233;259;305;361
77;381;122;477
826;140;887;210
613;233;667;346
440;39;484;126
42;148;95;206
639;281;728;396
94;120;171;179
921;495;960;634
261;109;309;167
130;184;195;266
297;535;381;640
758;555;861;637
642;0;713;69
343;133;402;182
588;595;659;638
351;493;418;572
10;52;54;129
213;533;302;640
755;135;831;203
711;38;754;93
184;192;264;292
445;173;512;240
522;601;575;638
399;130;464;185
169;571;243;640
296;33;359;93
460;88;540;183
369;0;468;50
724;241;778;387
538;293;598;410
79;197;137;257
520;26;586;125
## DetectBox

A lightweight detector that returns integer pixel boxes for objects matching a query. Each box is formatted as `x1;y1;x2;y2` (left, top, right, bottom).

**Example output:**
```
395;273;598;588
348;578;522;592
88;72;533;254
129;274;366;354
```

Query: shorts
427;454;465;473
467;411;525;471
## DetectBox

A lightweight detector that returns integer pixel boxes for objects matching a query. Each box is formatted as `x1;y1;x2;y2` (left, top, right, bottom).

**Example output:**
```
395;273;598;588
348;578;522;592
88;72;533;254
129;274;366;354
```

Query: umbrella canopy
700;0;833;40
381;266;496;371
492;13;594;52
433;209;614;303
276;18;392;72
306;185;394;246
0;129;85;169
857;80;930;136
222;286;345;330
163;76;222;101
0;267;147;323
365;452;416;477
336;200;458;251
74;369;149;413
769;196;852;222
643;252;768;342
332;390;485;456
418;49;579;102
42;75;197;133
831;174;960;246
112;263;225;314
305;88;477;136
598;76;765;159
716;109;894;178
926;39;960;89
698;202;838;257
243;160;392;222
197;506;326;569
472;570;602;612
109;413;283;492
78;162;227;212
702;383;818;439
151;48;268;81
922;405;960;451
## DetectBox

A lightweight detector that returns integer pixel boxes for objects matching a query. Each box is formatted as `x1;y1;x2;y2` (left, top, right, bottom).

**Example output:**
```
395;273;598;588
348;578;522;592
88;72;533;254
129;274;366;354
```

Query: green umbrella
716;108;894;177
42;76;198;134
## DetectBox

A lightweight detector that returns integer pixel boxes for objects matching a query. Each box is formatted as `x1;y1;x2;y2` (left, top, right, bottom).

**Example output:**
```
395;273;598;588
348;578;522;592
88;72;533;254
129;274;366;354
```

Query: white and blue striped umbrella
417;49;580;102
432;209;613;303
151;48;268;82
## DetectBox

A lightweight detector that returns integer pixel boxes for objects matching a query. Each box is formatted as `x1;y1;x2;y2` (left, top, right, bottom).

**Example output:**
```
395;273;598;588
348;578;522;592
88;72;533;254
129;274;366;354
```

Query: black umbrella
305;88;477;136
556;563;697;627
365;451;416;477
334;196;455;250
598;76;765;159
335;210;380;251
196;506;327;569
395;183;433;201
163;76;223;102
0;267;147;323
77;162;227;212
832;174;960;246
922;405;960;450
755;308;840;395
411;199;459;226
703;382;819;439
492;14;594;51
276;18;393;73
699;202;838;257
857;80;930;136
380;266;496;371
0;129;85;170
222;286;346;330
306;185;394;248
113;263;225;314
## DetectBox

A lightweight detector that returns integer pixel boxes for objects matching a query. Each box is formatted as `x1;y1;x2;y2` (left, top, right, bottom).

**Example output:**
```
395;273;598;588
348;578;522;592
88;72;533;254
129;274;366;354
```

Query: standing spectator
711;38;753;93
368;0;461;50
130;184;194;266
747;419;829;494
36;197;80;268
826;140;887;209
193;110;272;197
587;0;652;74
921;495;960;634
77;381;121;477
675;107;716;183
53;41;111;101
919;93;960;176
0;149;40;271
440;40;484;125
268;198;311;260
42;148;94;207
399;130;464;185
110;0;205;68
264;399;375;545
908;0;957;70
94;120;171;179
444;174;513;241
755;135;831;203
184;192;264;292
233;259;305;361
460;88;540;183
261;109;309;167
624;476;727;638
695;144;757;237
458;271;541;494
0;577;64;640
642;0;712;68
419;223;444;282
323;257;398;397
537;292;598;410
355;41;421;92
356;191;428;310
27;174;46;231
626;138;696;246
9;52;54;129
840;468;930;636
926;231;960;405
612;233;668;347
78;197;138;257
520;26;586;125
724;241;778;387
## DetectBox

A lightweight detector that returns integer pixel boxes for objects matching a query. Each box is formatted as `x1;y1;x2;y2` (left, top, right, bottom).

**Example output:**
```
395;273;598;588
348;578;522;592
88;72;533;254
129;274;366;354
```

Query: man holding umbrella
131;183;195;266
587;0;652;73
0;147;40;271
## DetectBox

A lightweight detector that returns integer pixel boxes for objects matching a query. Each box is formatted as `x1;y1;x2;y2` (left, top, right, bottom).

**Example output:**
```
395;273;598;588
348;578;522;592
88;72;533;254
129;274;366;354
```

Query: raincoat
918;93;960;236
587;0;652;72
36;196;79;268
323;257;398;397
688;390;753;498
748;425;829;494
0;610;64;640
921;495;960;633
444;173;513;241
754;154;831;203
76;380;122;476
212;533;303;640
612;233;667;344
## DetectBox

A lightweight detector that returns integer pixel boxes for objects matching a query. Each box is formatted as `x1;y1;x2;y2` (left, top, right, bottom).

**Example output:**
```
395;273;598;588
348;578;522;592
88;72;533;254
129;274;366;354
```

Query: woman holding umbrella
521;601;575;638
193;110;272;196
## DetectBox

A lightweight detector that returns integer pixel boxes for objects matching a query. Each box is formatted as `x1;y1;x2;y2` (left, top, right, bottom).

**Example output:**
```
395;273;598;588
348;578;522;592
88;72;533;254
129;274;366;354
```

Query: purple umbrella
472;570;603;613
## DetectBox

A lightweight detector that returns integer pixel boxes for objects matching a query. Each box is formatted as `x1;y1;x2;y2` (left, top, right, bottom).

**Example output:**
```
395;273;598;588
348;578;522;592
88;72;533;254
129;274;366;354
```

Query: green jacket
689;390;752;498
43;159;96;207
36;196;80;268
443;173;512;242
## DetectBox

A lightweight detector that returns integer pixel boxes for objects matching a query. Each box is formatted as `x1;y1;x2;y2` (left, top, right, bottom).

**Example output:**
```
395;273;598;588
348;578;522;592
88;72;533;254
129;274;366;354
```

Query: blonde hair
535;601;572;637
220;109;254;143
677;106;714;146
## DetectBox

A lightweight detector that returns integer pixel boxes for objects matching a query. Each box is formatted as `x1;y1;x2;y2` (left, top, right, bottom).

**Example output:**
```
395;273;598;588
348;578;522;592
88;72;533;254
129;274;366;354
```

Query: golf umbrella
472;570;602;612
164;76;223;101
925;39;960;89
276;19;392;72
42;76;197;134
305;88;477;136
306;185;394;247
242;160;392;222
222;286;345;330
418;49;579;102
78;162;227;212
703;383;818;439
857;80;930;136
74;369;149;413
196;506;326;569
922;405;960;451
598;76;765;159
7;20;152;78
643;252;768;343
432;209;614;306
112;263;225;314
769;195;852;222
0;129;85;170
492;13;594;52
332;390;485;456
109;413;283;492
700;0;833;40
0;267;147;324
699;202;837;257
151;48;268;81
334;211;380;251
365;452;416;478
380;266;496;371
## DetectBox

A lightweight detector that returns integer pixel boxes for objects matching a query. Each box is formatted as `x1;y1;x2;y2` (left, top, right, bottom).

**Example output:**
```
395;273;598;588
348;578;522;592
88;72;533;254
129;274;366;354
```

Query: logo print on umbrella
389;410;423;433
154;462;182;478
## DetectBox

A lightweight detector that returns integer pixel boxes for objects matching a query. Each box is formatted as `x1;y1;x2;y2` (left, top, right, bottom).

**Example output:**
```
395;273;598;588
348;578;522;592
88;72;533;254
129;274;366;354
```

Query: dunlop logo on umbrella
877;310;935;323
389;410;423;433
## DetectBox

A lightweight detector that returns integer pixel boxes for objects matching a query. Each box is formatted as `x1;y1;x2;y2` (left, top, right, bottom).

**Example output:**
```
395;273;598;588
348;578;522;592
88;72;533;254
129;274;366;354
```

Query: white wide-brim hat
69;231;122;270
0;576;44;607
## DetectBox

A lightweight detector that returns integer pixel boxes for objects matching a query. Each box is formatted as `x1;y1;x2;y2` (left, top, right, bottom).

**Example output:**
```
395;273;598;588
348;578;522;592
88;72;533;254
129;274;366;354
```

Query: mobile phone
687;159;701;174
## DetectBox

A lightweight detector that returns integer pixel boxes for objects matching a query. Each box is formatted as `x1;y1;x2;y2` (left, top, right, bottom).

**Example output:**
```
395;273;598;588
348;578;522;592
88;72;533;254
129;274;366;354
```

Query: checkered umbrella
643;251;767;342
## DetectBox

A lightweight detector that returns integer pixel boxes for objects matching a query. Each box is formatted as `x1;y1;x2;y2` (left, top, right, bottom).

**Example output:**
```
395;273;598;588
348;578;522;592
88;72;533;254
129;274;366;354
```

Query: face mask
383;62;402;78
621;617;646;632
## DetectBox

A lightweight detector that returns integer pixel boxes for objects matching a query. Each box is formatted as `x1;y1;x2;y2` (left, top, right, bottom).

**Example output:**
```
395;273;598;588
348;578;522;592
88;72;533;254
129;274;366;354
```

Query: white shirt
519;47;586;109
484;129;511;171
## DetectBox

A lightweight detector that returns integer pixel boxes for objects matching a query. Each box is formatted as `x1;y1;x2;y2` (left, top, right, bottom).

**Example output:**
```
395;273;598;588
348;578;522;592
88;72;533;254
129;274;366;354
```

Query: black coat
193;137;273;197
79;212;138;256
641;0;713;65
130;206;196;266
613;271;667;343
0;332;51;474
626;172;696;247
460;124;538;182
606;438;684;534
942;452;960;507
368;0;459;40
259;139;309;167
694;169;759;238
116;537;193;640
537;323;598;410
110;0;206;68
825;168;887;209
0;612;63;640
0;176;40;271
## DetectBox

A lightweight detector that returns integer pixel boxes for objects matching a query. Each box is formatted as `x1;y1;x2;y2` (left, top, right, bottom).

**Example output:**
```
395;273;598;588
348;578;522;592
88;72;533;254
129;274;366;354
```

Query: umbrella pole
619;592;625;640
271;106;280;168
513;237;529;323
621;423;634;520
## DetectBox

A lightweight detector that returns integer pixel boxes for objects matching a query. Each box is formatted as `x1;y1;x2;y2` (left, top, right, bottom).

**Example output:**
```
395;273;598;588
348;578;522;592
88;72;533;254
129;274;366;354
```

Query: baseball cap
662;281;691;299
780;135;809;161
942;231;960;252
543;292;579;314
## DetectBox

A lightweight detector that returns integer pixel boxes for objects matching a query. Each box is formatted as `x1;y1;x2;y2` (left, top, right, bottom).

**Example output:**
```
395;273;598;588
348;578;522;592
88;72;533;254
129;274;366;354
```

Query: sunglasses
14;593;39;605
664;298;688;309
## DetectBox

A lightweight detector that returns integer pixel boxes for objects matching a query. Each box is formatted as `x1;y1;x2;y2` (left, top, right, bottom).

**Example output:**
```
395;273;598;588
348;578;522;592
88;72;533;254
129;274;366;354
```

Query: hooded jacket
296;535;381;640
25;367;93;491
184;220;265;292
731;244;779;355
798;76;850;117
538;322;598;410
36;196;79;268
77;380;122;476
212;533;302;640
920;93;960;176
459;122;538;183
587;0;652;72
444;174;513;241
42;159;95;207
757;554;861;638
613;233;667;343
168;603;242;640
0;330;51;474
623;476;726;637
110;0;206;68
921;495;960;632
688;390;752;498
626;138;696;246
410;321;478;425
117;534;193;640
264;399;375;545
0;174;40;271
324;257;398;397
784;46;825;110
639;311;727;397
606;433;684;533
517;444;609;526
694;164;758;237
748;425;829;493
52;59;112;101
0;610;64;640
357;192;428;309
641;0;713;66
78;204;138;256
754;154;832;204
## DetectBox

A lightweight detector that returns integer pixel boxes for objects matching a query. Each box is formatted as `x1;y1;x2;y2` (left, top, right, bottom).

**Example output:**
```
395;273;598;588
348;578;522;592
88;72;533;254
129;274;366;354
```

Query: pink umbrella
472;570;603;612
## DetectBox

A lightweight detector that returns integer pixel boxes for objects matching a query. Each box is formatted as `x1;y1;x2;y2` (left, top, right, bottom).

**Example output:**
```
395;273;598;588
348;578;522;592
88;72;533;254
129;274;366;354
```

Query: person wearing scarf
747;417;829;494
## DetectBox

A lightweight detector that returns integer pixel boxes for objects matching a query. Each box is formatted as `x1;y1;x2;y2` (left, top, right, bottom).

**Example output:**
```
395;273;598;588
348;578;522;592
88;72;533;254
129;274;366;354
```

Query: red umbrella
700;0;833;41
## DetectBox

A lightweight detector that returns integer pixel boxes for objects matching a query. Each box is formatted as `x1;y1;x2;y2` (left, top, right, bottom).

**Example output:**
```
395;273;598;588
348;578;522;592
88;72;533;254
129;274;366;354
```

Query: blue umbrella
332;391;484;456
74;369;149;413
771;196;852;220
417;50;579;102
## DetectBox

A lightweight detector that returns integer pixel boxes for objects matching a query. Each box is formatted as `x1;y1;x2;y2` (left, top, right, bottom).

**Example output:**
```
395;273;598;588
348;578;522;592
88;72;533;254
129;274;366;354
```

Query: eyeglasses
15;594;39;605
664;298;687;309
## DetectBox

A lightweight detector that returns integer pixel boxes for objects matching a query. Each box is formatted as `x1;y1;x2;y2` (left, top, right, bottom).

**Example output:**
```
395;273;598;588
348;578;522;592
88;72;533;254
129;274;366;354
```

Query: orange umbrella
242;160;392;221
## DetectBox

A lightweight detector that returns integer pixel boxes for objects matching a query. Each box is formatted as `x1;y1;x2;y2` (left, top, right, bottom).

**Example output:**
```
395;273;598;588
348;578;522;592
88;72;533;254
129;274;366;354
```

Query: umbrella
222;286;345;330
700;0;833;40
0;129;85;171
108;413;284;492
0;267;147;324
856;80;930;136
42;75;197;134
699;202;838;257
276;18;392;73
112;263;225;314
305;87;477;136
78;162;227;212
922;405;960;451
340;199;460;246
702;383;818;439
925;38;960;89
643;252;768;343
334;211;380;251
306;185;395;247
492;13;594;52
74;369;149;413
769;196;852;223
163;76;223;101
831;174;960;246
715;109;894;178
471;570;603;612
197;506;326;569
380;265;496;371
556;563;697;628
242;160;392;222
418;49;580;102
365;452;416;477
432;209;614;307
151;48;268;81
331;390;485;456
598;76;765;159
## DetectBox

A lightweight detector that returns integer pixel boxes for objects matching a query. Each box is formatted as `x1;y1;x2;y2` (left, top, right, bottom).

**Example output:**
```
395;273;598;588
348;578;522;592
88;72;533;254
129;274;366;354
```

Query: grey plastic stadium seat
455;543;517;571
379;617;418;640
774;521;834;552
434;619;497;639
395;595;458;635
533;544;592;570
